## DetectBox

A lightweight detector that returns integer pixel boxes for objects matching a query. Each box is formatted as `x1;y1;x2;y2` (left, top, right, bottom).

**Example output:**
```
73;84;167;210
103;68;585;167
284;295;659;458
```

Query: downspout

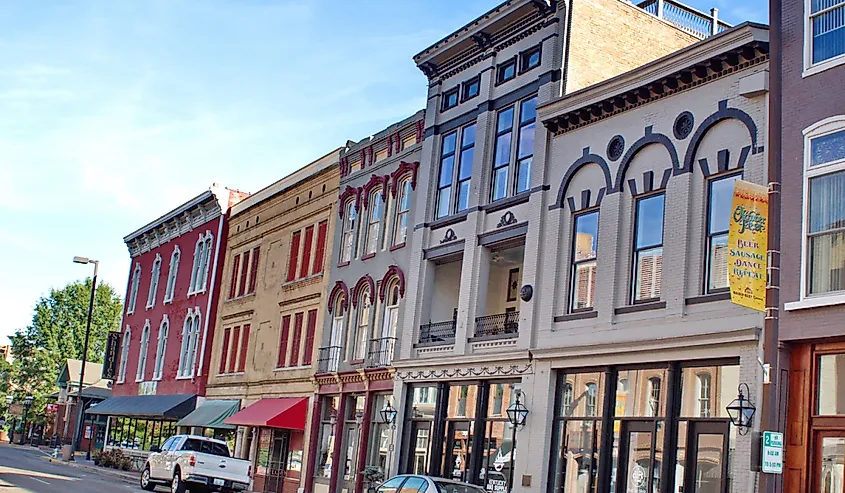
560;0;574;96
196;211;225;379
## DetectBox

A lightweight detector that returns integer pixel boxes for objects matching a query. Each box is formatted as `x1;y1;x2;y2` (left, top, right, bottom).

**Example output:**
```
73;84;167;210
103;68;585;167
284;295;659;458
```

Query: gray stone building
388;0;770;491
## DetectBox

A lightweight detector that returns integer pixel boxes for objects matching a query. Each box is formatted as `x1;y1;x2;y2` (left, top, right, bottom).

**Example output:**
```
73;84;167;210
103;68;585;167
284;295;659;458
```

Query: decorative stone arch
379;265;406;302
613;126;679;193
337;185;362;217
390;161;420;198
680;99;761;175
351;275;375;308
327;281;349;314
552;147;614;210
361;174;390;210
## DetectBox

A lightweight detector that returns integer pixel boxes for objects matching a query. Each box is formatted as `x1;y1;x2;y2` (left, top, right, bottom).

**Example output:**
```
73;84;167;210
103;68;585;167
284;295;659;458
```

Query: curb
42;456;138;484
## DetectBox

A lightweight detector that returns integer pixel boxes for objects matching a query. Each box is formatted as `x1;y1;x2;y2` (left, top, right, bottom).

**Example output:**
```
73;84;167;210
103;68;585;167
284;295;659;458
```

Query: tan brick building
205;150;340;493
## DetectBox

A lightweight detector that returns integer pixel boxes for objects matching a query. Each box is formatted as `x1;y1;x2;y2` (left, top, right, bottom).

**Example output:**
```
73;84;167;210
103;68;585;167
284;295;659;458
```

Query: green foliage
7;278;123;424
360;465;385;484
98;448;132;470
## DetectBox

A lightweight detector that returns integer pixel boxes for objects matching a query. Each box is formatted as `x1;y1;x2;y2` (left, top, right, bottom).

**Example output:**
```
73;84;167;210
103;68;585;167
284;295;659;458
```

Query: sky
0;0;767;345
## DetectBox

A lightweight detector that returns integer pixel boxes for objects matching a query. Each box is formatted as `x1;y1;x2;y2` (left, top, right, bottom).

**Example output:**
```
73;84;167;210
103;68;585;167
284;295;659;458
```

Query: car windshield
434;481;486;493
181;438;230;457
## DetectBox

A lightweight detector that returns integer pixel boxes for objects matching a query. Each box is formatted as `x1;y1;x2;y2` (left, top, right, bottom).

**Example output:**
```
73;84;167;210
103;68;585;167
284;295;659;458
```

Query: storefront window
368;394;395;477
405;385;438;475
449;384;478;419
818;354;845;415
550;372;604;493
316;396;339;479
481;382;520;493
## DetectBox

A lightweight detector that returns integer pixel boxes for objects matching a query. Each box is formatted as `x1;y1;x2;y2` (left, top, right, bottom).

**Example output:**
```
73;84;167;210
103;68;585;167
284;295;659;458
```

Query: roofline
343;110;425;155
123;189;217;243
539;22;769;122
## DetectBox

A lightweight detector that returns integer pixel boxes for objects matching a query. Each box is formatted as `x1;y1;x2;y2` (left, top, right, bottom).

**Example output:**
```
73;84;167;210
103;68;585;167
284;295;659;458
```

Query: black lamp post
72;256;98;454
726;383;756;436
19;395;33;445
505;390;529;493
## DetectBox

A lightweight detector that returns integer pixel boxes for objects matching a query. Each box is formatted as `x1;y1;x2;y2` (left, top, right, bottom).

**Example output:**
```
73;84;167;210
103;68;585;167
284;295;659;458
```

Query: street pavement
0;443;155;493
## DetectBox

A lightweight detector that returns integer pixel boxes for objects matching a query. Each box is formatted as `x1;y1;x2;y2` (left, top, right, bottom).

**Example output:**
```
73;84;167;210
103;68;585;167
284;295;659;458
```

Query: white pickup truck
141;434;251;493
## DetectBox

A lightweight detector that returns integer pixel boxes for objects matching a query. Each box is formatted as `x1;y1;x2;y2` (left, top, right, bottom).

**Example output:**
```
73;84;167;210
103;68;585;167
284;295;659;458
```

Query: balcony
419;320;457;345
367;337;397;368
474;311;519;339
637;0;730;39
317;346;341;373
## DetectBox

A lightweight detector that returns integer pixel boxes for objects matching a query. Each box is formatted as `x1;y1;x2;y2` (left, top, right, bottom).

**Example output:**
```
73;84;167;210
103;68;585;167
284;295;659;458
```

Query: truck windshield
181;438;230;457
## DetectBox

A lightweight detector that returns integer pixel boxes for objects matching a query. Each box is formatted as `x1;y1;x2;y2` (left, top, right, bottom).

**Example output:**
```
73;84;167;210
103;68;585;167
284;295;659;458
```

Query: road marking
32;477;50;484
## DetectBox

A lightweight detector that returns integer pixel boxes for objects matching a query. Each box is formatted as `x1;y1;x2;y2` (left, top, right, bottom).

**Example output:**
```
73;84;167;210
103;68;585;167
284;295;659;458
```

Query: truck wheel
140;466;156;491
171;468;187;493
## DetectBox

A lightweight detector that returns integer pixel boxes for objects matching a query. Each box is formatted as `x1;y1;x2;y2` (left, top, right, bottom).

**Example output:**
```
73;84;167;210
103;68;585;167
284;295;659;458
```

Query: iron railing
317;346;342;373
637;0;731;39
367;337;397;368
419;320;457;344
474;311;519;339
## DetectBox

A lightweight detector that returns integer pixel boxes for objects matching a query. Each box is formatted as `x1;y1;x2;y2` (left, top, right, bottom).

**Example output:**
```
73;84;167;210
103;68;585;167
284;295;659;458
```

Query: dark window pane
517;122;535;159
635;194;665;249
497;108;514;133
574;212;599;261
494;133;512;167
520;98;537;124
708;175;739;234
464;79;480;99
811;130;845;166
439;156;455;188
499;61;516;82
812;8;845;64
526;49;540;69
459;148;474;180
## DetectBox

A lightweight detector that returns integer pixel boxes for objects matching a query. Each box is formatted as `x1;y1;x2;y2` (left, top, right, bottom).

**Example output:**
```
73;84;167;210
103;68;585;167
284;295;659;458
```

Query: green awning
176;399;240;430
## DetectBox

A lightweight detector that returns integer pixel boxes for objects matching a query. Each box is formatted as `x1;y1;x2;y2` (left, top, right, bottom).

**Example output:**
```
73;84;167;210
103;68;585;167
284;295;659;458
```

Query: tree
8;278;123;424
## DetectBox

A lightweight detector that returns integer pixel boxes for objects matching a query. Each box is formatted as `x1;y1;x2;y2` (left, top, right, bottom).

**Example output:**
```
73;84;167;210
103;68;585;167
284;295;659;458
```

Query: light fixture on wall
726;383;756;435
380;400;397;425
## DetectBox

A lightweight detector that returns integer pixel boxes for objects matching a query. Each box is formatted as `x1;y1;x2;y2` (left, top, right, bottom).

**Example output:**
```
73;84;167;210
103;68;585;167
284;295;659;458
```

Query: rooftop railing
638;0;731;39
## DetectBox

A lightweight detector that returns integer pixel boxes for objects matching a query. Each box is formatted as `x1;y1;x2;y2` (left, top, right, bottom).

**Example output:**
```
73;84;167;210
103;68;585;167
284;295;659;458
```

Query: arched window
697;374;712;418
562;383;574;416
380;281;401;340
365;189;383;255
178;309;202;377
189;232;214;294
648;377;662;417
351;287;371;361
585;383;597;417
117;326;131;383
147;254;162;309
341;201;358;263
136;321;151;382
393;178;412;246
164;246;180;303
128;263;141;314
153;316;169;380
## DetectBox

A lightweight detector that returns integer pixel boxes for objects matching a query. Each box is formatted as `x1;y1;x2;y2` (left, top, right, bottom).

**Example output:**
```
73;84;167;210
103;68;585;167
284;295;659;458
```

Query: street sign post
762;431;783;474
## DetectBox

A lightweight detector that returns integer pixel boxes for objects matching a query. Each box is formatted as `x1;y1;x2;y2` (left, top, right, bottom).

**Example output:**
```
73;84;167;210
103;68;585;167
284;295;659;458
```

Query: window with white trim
164;246;180;303
380;281;401;340
178;308;202;377
117;326;131;383
804;120;845;297
127;263;141;314
394;179;412;246
146;254;162;309
153;316;169;380
365;189;384;255
189;232;214;294
697;373;712;418
341;201;358;263
350;287;371;361
807;0;845;68
136;320;151;382
647;377;662;417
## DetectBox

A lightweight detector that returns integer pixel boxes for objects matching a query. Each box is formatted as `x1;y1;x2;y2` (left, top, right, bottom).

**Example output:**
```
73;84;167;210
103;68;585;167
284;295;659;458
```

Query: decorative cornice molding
327;281;349;314
351;274;375;308
390;161;420;198
378;265;406;302
396;363;534;381
361;174;389;210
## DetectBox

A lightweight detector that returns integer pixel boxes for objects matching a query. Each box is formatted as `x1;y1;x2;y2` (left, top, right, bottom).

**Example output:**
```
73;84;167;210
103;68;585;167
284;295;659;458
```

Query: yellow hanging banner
728;180;769;312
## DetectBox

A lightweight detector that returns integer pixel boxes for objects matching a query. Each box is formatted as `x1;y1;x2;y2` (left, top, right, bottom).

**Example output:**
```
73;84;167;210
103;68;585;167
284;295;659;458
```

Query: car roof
394;476;480;487
172;434;227;445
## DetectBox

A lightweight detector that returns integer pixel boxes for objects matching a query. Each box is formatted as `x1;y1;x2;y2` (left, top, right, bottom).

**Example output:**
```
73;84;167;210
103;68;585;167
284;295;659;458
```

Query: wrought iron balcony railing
317;346;341;373
419;320;457;344
367;337;397;368
474;311;519;339
637;0;730;39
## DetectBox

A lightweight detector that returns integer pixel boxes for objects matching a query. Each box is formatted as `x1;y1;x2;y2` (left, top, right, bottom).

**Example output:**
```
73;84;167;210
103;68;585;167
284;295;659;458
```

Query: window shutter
303;310;317;365
238;250;250;298
228;255;240;299
248;247;260;294
219;328;231;374
278;315;291;368
290;312;304;366
229;326;240;374
287;232;301;283
312;220;328;275
300;226;314;279
237;324;250;372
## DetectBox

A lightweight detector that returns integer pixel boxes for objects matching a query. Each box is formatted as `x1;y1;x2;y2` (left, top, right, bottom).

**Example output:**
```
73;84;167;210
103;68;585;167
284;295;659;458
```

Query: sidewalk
30;446;139;485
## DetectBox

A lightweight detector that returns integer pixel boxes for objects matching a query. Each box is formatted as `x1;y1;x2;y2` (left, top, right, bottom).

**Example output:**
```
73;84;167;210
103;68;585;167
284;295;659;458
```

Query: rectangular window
238;250;250;298
436;132;457;219
520;45;541;72
278;315;291;368
228;254;240;299
515;97;536;194
300;226;314;278
341;203;357;263
462;76;480;101
809;0;845;64
287;231;301;282
818;353;845;414
550;372;604;493
237;324;250;373
571;210;599;311
366;193;383;255
497;57;516;84
219;328;231;374
303;310;317;366
456;124;476;212
402;134;416;150
706;174;740;292
491;107;514;201
290;312;304;366
375;148;388;162
633;193;665;302
229;326;240;374
313;220;328;275
394;179;412;245
442;87;459;111
248;247;260;294
808;170;845;294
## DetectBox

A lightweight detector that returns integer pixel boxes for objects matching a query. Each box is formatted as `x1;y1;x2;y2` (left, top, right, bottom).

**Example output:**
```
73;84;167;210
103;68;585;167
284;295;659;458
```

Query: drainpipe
196;211;225;379
710;8;719;36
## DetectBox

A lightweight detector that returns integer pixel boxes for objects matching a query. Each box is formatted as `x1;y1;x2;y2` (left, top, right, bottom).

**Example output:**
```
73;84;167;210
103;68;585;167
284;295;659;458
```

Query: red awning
224;397;308;430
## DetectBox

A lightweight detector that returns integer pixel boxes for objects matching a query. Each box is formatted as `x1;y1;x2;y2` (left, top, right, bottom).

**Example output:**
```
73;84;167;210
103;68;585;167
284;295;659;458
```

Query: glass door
814;431;845;493
264;430;290;493
445;421;473;483
407;421;432;475
616;421;661;493
683;421;729;493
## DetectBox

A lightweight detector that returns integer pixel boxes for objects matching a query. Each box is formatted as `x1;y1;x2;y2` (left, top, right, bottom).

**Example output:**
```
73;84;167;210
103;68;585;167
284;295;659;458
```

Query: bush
98;449;131;471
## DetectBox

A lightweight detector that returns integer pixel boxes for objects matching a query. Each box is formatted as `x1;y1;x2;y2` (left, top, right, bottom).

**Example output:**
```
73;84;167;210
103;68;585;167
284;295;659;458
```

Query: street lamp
72;256;99;454
19;395;33;445
505;390;529;493
726;383;756;436
379;401;397;425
